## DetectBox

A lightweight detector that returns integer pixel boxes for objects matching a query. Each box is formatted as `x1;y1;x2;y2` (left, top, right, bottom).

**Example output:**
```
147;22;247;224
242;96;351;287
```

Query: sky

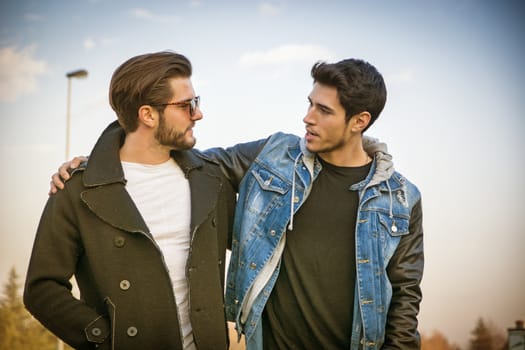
1;0;524;347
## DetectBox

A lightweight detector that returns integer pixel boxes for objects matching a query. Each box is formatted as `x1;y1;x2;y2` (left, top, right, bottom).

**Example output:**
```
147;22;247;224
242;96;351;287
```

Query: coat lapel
172;149;223;234
188;170;222;232
79;121;222;237
81;183;150;235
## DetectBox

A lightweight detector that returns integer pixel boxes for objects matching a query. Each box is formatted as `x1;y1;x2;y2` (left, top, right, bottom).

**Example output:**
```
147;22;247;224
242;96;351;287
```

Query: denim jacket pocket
377;212;410;262
251;167;289;195
378;212;409;237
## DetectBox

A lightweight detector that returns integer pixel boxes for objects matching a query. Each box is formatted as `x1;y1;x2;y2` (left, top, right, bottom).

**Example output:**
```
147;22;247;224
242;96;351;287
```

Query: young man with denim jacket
52;58;423;349
205;59;424;349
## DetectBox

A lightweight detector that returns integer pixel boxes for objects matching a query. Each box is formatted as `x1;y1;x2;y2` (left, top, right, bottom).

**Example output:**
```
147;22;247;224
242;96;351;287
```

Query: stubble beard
155;113;196;150
307;123;351;156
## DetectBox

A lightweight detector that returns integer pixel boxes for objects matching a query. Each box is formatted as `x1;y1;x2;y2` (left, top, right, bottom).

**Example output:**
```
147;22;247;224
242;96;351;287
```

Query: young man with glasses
25;51;236;350
50;57;423;349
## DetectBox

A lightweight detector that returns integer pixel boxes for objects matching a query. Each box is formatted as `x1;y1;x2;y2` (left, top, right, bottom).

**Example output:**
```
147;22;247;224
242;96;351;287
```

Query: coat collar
82;121;127;187
81;120;212;235
83;120;205;187
293;134;395;187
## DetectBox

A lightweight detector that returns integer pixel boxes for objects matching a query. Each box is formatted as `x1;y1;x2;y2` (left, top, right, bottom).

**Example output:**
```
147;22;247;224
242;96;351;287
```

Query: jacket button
119;280;131;290
211;217;217;227
270;230;276;236
294;196;300;203
114;236;125;247
126;326;138;337
250;262;257;269
91;327;102;336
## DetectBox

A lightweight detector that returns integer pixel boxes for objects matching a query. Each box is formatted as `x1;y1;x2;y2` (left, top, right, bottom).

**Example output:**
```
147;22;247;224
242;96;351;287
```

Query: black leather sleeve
203;137;268;191
383;198;424;349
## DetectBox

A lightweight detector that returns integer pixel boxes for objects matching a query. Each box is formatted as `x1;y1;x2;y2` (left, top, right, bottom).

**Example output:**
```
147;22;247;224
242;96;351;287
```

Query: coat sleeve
203;137;268;192
23;186;110;350
383;198;424;349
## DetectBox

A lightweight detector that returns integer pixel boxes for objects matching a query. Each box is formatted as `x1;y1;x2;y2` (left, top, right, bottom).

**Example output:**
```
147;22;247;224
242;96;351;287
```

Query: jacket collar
362;135;395;187
83;121;127;187
81;120;208;235
83;120;204;187
296;135;395;187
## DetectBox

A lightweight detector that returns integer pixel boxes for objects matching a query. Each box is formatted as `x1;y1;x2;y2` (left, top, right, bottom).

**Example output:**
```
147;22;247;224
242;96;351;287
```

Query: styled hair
310;58;386;132
109;51;192;132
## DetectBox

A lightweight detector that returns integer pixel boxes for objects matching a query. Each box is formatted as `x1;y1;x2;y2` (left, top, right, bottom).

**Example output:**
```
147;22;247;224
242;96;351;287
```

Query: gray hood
298;135;395;186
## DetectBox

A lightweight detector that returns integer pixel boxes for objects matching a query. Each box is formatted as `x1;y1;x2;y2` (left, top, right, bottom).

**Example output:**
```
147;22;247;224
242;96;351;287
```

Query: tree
422;330;461;350
0;266;61;350
468;317;506;350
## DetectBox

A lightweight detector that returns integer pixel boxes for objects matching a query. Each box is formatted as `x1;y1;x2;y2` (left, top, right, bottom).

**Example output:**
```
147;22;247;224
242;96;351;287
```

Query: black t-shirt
262;157;371;350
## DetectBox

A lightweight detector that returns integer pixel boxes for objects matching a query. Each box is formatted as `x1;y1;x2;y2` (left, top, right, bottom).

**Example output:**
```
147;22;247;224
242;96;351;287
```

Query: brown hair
109;51;192;132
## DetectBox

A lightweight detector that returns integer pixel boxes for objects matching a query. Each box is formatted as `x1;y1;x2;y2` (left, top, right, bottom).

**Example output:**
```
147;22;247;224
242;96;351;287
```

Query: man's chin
305;141;319;154
180;136;197;150
165;137;196;151
187;137;197;149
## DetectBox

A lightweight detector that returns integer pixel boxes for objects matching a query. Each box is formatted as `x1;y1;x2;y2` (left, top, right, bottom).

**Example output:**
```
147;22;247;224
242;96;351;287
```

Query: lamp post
59;69;88;350
65;69;88;160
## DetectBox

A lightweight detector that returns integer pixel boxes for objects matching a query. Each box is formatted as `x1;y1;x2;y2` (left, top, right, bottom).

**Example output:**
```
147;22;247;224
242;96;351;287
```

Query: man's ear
351;111;371;133
138;105;157;128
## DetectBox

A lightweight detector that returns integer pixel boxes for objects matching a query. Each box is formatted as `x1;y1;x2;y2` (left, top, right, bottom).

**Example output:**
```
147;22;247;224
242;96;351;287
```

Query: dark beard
155;112;196;150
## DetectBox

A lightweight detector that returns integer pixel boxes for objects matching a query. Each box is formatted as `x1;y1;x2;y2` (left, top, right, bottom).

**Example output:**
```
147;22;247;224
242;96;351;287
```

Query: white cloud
83;37;116;51
258;2;283;16
189;0;202;7
0;46;48;103
239;44;336;67
84;37;96;50
130;8;154;20
128;8;179;22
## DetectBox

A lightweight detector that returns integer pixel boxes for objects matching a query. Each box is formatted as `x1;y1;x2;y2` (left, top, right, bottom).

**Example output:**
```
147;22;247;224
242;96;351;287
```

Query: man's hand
49;156;88;195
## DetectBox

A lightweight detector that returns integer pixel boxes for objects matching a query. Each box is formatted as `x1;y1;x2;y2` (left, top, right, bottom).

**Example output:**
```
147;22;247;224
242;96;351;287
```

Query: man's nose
192;107;203;121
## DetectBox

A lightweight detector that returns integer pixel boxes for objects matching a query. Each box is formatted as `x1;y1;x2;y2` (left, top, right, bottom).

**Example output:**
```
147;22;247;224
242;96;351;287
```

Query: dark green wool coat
24;122;236;350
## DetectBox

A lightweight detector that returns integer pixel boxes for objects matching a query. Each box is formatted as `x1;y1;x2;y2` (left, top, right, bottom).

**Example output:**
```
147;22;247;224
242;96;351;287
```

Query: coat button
114;236;125;247
91;327;102;336
126;326;138;337
250;262;257;269
119;280;131;290
270;230;276;236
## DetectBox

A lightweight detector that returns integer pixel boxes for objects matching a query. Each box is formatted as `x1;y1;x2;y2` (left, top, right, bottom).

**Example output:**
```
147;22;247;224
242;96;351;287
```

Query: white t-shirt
121;159;196;350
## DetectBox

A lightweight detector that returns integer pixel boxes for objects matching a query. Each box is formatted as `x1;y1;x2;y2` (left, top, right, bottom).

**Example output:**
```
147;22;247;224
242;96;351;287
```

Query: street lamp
65;69;88;160
59;69;88;350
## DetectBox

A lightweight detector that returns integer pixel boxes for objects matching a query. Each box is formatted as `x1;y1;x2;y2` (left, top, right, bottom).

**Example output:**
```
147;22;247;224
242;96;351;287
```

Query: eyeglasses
152;96;200;116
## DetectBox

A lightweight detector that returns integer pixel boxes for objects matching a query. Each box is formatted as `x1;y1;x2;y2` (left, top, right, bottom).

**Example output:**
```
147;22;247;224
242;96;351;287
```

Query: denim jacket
207;132;424;350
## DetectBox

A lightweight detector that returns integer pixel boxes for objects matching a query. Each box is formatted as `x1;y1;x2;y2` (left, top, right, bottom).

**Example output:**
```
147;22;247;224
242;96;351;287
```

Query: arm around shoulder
203;137;268;190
